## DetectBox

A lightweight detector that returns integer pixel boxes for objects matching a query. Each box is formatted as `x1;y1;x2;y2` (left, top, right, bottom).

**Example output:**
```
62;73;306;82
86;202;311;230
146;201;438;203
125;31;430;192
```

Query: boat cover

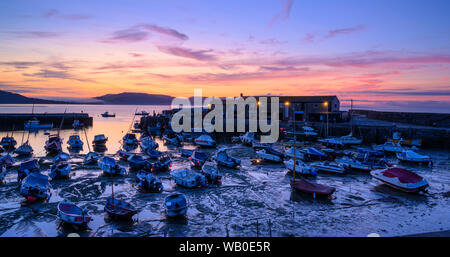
380;168;423;184
290;179;335;196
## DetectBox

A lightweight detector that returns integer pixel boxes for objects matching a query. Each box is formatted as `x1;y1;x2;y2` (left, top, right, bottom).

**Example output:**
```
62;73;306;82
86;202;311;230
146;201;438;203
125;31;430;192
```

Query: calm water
0;104;449;237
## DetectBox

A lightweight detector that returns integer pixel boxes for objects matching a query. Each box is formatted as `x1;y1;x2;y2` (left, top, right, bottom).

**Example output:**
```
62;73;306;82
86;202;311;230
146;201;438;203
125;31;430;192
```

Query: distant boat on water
24;118;53;131
101;112;115;117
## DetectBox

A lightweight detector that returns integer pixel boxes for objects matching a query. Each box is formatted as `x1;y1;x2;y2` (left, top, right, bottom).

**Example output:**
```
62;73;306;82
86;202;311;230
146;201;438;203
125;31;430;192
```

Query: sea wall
0;113;93;131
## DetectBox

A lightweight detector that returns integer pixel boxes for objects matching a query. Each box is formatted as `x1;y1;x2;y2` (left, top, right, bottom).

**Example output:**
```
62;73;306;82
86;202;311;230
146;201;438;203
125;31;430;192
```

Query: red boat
370;168;428;193
290;179;336;198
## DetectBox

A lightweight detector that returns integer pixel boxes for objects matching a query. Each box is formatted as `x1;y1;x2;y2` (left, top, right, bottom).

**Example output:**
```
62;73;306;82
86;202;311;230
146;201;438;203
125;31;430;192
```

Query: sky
0;0;449;112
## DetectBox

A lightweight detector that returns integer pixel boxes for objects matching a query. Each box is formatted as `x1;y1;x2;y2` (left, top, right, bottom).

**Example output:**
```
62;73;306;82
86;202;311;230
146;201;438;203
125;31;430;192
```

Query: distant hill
0;90;69;104
94;92;174;105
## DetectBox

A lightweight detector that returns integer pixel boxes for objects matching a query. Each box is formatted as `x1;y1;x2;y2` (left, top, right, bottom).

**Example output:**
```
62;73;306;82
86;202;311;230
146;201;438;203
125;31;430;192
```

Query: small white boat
194;134;216;147
57;200;91;226
256;148;284;163
335;156;371;171
284;159;317;176
396;150;432;165
318;137;345;148
373;142;404;153
170;168;206;188
24;118;53;131
284;147;304;159
371;167;429;193
311;161;347;175
240;132;256;146
17;159;40;182
338;133;362;145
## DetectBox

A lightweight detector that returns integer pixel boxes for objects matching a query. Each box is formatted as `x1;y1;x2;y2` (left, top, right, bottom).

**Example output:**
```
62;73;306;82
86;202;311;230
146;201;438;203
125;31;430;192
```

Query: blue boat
148;153;172;172
49;160;71;179
136;170;163;192
67;135;84;148
98;156;126;176
122;133;138;146
189;151;208;168
17;159;40;182
0;154;15;169
165;193;188;217
170;168;206;188
14;141;33;156
146;148;162;159
0;136;17;149
84;152;100;165
57;200;91;226
128;154;147;170
301;147;327;161
104;198;137;220
201;163;222;184
117;149;134;161
214;148;241;168
180;149;194;158
20;172;51;202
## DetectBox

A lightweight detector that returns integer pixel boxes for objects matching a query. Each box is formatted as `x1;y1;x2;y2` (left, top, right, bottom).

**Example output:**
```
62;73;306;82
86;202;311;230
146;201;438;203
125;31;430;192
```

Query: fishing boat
24;118;53;131
101;112;115;118
387;132;422;147
284;147;304;159
162;133;182;146
149;153;172;172
145;148;162;159
301;147;327;161
0;136;17;149
194;134;216;147
171;168;206;188
179;148;194;158
371;168;429;193
201;162;222;184
256;147;284;163
317;137;345;148
240;132;256;146
139;136;159;151
98;156;126;176
49;159;71;179
165;193;188;217
104;198;137;220
72;120;83;130
284;159;317;176
45;134;63;155
372;142;404;154
0;154;15;169
117;149;134;160
338;133;363;145
57;200;91;226
290;179;335;199
14;141;33;156
84;152;100;165
17;159;40;182
92;134;108;146
122;133;138;146
128;154;148;170
189;151;209;168
335;156;389;171
213;147;241;168
67;135;84;149
136;170;163;192
396;150;432;165
20;172;51;202
135;110;149;116
311;161;348;175
252;141;272;151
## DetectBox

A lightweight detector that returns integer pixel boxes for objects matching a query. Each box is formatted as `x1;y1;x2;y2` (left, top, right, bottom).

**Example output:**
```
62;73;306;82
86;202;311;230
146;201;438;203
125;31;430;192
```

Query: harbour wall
0;113;93;131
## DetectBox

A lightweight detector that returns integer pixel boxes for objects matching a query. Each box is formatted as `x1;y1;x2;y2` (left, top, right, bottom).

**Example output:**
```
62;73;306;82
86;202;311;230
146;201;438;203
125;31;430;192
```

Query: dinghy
290;179;335;198
104;198;137;220
240;132;256;146
165;193;188;217
136;170;163;192
122;133;138;146
145;148;162;159
180;148;194;158
14;141;33;156
101;112;115;118
301;147;327;161
163;133;182;146
98;156;126;176
371;168;429;193
194;134;216;147
20;172;51;202
54;152;70;163
338;133;362;145
84;152;100;165
127;154;147;170
45;134;62;155
311;161;348;175
396;150;432;165
201;162;222;184
170;168;206;188
92;134;108;146
317;137;345;148
0;154;15;169
57;200;91;226
17;159;40;182
284;159;317;176
139;136;159;151
256;147;284;163
49;160;71;179
67;135;83;148
284;147;304;159
252;141;272;151
0;136;17;149
213;148;241;168
149;153;172;172
189;151;209;168
372;142;404;154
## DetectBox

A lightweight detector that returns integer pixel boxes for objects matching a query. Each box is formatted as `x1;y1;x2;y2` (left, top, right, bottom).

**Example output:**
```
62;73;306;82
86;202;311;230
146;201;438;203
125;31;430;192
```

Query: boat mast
292;107;296;181
57;108;67;137
350;99;353;135
83;127;91;152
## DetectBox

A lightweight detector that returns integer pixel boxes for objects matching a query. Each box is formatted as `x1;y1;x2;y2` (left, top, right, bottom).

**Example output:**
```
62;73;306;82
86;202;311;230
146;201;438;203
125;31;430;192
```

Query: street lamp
324;101;329;137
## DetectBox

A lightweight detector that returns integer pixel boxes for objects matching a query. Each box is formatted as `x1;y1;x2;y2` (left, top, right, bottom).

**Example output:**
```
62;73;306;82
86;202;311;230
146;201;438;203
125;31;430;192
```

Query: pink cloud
156;46;217;61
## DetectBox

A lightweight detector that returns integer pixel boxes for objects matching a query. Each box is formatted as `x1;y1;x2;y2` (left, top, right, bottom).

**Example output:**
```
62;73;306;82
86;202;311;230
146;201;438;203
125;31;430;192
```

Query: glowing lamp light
284;101;290;106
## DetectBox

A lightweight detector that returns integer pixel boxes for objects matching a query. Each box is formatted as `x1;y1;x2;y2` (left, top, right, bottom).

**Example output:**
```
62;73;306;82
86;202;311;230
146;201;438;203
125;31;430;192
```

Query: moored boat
101;112;115;118
49;159;71;180
149;153;172;172
139;136;159;151
20;172;51;202
284;147;304;159
127;154;148;170
189;151;209;168
57;200;91;226
373;142;404;154
0;154;15;169
213;147;241;168
163;133;182;146
72;120;83;130
136;170;163;192
284;159;317;176
170;168;206;188
67;135;84;149
371;167;429;193
256;147;284;163
0;136;17;149
165;193;188;217
104;198;137;220
145;148;162;159
396;150;432;166
311;161;348;175
14;141;33;156
93;134;108;146
194;134;216;147
17;159;40;182
99;156;126;176
45;134;63;155
240;132;256;146
301;147;327;161
122;133;138;146
84;152;100;165
179;148;194;158
290;179;335;198
201;162;222;184
24;118;53;131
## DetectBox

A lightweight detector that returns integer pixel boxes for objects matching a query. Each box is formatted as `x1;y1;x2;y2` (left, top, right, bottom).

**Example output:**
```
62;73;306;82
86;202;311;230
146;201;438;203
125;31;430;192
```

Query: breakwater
0;113;93;131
